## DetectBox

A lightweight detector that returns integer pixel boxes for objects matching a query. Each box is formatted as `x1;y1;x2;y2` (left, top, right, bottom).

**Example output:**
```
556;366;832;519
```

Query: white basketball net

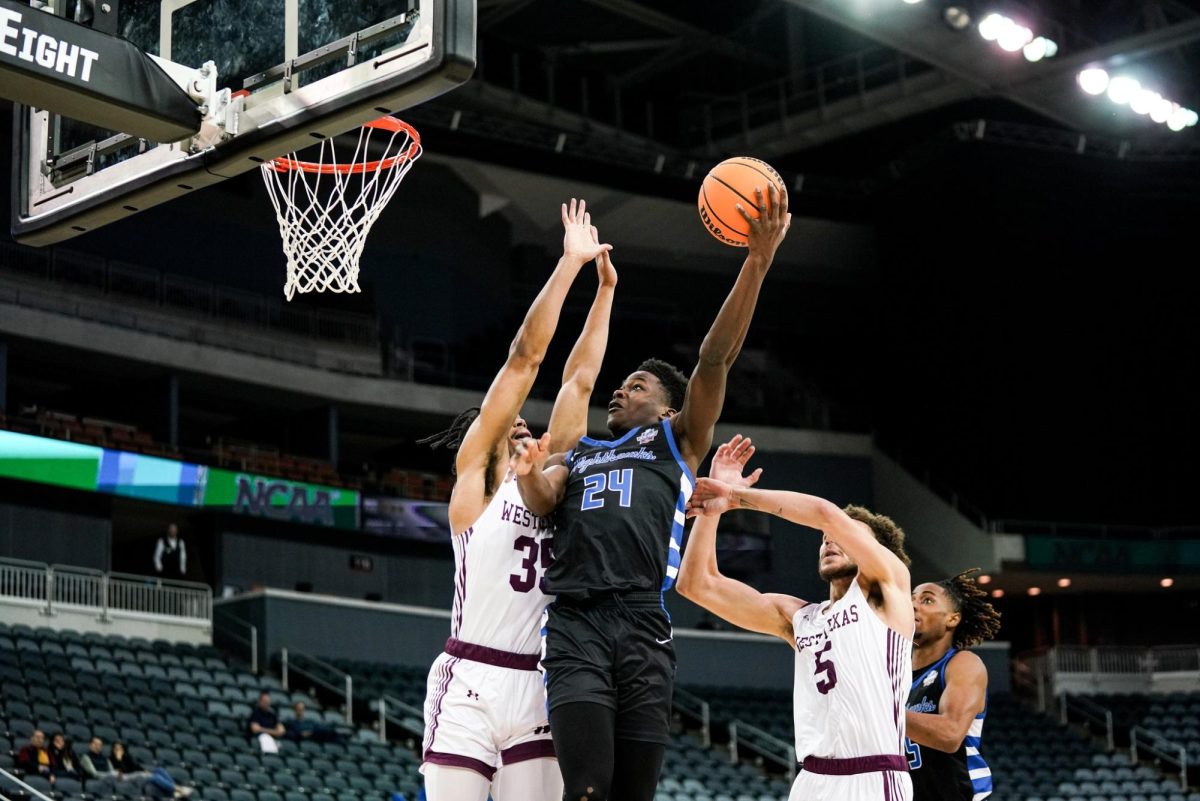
260;119;422;300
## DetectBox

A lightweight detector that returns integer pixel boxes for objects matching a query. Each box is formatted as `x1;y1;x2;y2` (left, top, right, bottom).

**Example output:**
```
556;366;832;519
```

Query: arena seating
0;623;425;801
8;625;1198;801
683;685;1200;801
334;658;796;801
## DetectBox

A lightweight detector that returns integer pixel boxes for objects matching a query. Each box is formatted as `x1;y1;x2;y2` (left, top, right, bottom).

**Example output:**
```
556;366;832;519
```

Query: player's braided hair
938;568;1002;648
416;407;480;475
637;358;688;412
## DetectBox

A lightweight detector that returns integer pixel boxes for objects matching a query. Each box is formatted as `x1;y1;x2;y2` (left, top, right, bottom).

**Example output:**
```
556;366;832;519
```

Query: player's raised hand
507;432;552;481
590;223;618;289
708;434;763;488
562;199;613;264
737;183;791;260
686;476;739;518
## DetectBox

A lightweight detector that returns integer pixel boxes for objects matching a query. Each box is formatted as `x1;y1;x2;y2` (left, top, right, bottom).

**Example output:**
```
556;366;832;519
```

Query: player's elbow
676;568;714;601
812;498;845;530
508;331;545;370
696;335;735;367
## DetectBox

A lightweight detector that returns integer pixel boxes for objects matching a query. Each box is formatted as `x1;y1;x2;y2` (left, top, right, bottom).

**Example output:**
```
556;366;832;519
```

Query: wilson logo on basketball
698;204;739;246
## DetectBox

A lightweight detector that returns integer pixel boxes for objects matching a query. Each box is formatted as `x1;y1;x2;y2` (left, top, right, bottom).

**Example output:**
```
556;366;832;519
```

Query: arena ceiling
404;0;1200;194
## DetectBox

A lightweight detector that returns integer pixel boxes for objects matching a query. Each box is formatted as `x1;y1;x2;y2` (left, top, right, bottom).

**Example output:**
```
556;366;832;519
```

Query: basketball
697;156;787;247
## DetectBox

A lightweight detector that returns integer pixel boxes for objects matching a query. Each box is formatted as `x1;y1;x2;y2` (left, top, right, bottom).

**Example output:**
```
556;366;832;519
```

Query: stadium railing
280;646;355;725
728;718;797;783
1130;726;1190;789
0;556;212;623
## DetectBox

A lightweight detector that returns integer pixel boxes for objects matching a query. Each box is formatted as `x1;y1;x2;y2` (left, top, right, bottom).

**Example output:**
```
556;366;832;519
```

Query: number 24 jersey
545;419;695;602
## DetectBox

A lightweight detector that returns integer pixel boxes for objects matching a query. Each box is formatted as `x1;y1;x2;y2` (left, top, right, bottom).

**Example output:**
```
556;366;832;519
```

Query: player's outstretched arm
546;224;617;454
674;184;791;471
689;480;912;631
449;200;610;532
677;436;804;644
906;651;988;752
509;433;569;517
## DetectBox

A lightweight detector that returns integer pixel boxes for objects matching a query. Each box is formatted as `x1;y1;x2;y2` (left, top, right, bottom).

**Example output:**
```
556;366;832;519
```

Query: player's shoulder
945;649;987;678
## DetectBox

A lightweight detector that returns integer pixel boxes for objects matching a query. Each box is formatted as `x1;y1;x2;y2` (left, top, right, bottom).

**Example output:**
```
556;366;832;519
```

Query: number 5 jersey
790;577;913;797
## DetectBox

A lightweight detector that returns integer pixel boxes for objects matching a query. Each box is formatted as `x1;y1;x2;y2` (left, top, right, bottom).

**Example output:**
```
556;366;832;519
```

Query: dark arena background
1;1;1199;801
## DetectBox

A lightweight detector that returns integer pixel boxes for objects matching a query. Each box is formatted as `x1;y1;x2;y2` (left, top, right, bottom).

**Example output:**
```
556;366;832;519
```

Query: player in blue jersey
906;570;1002;801
512;185;792;801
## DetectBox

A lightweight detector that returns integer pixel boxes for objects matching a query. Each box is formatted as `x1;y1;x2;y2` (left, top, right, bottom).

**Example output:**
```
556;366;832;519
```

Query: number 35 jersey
791;578;913;761
451;478;554;656
545;419;695;602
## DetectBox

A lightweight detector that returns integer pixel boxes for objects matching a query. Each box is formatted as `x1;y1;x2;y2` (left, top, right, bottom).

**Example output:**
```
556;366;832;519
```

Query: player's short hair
938;568;1002;648
843;505;912;568
416;407;480;475
637;358;687;412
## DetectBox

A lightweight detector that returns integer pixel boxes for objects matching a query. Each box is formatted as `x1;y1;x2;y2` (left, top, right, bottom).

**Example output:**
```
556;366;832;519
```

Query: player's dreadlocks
938;568;1002;649
416;407;480;475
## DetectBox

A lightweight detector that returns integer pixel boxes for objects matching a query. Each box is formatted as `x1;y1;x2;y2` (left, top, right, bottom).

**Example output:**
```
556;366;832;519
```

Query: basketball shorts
421;638;555;781
541;592;676;744
789;758;912;801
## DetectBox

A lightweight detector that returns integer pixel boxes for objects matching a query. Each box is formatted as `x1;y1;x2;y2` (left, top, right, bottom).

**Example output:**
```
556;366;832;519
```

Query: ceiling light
1106;76;1139;105
1056;577;1071;588
1023;37;1057;62
997;22;1033;52
943;5;971;30
1150;97;1174;123
1027;587;1041;596
1161;577;1175;588
1078;68;1109;95
978;13;1004;40
1131;89;1161;115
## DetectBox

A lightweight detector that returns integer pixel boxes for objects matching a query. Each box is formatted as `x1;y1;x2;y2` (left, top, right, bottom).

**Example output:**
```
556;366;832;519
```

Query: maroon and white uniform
422;479;556;784
789;578;914;801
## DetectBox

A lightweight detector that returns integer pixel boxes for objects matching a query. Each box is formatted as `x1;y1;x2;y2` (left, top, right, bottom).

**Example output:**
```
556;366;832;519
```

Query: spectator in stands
48;732;81;780
285;701;335;743
15;730;52;778
248;691;286;752
153;523;187;579
80;737;117;784
109;741;145;779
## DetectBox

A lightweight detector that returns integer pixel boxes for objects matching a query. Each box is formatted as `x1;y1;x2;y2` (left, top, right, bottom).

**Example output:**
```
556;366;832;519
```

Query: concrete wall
219;530;455;608
217;589;1012;693
0;501;112;570
871;451;999;579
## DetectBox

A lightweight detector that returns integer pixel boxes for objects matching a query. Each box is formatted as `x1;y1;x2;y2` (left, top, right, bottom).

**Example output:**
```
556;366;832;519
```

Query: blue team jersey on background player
545;418;694;601
906;647;992;801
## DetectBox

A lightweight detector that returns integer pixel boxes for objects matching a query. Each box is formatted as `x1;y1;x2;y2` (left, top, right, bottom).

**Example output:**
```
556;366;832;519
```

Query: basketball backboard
11;0;474;245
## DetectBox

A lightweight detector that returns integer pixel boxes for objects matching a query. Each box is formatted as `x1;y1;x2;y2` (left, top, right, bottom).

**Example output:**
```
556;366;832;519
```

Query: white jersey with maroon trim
792;577;913;762
451;478;554;655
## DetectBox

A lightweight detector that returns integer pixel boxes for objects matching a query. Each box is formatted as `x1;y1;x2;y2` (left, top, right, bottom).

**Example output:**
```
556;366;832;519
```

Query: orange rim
267;117;422;174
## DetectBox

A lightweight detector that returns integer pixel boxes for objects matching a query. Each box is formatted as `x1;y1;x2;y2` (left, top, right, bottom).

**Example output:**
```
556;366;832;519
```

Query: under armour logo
466;690;480;700
534;725;550;735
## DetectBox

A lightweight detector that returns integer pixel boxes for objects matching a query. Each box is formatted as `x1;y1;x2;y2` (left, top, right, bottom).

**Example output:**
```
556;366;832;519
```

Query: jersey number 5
580;469;633;510
510;535;554;594
813;641;838;694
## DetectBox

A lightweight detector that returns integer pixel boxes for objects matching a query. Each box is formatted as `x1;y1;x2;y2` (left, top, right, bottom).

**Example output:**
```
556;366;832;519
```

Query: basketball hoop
260;117;422;300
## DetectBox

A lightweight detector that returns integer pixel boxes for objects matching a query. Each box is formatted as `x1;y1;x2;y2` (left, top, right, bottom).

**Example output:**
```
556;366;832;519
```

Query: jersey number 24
580;469;633;510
